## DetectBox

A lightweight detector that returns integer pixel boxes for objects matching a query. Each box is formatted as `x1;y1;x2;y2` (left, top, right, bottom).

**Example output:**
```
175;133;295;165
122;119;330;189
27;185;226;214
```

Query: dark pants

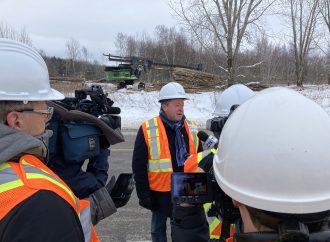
171;205;210;242
151;210;168;242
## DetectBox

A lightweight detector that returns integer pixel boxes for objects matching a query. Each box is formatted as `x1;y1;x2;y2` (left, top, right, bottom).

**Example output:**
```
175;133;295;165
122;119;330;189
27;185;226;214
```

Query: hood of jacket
0;124;51;163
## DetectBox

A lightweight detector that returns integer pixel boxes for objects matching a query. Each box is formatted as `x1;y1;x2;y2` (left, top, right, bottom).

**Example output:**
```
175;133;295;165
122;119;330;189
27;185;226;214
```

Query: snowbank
85;83;330;129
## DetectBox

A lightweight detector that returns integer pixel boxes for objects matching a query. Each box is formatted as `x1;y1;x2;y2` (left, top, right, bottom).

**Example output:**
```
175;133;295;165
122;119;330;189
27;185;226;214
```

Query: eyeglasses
15;106;54;122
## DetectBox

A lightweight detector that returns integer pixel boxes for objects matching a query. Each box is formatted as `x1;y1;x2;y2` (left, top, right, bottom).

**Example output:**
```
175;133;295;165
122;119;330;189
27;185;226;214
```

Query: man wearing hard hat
203;84;255;241
132;82;203;241
0;39;98;241
213;87;330;241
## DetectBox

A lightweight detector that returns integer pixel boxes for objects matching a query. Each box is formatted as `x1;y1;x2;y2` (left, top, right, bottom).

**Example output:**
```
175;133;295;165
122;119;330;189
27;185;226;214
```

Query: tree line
115;0;330;87
2;0;330;87
0;22;104;81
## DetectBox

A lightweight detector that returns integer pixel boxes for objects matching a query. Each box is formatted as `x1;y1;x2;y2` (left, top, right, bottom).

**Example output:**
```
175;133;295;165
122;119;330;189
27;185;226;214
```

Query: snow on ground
110;89;218;129
85;83;330;129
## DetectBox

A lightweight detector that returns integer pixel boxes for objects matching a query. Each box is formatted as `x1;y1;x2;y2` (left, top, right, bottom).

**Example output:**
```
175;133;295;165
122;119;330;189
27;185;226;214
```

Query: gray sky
0;0;178;62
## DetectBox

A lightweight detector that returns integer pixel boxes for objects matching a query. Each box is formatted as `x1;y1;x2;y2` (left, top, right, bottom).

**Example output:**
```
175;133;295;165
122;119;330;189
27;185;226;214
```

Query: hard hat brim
0;87;65;101
158;96;189;102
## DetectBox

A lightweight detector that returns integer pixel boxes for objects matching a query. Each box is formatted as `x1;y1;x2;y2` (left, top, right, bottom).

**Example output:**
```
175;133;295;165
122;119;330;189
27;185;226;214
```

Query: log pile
50;77;85;82
146;69;271;92
244;82;270;91
146;68;226;92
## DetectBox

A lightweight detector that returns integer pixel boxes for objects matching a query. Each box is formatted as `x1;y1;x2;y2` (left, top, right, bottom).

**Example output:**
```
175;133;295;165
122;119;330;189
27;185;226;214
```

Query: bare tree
66;38;81;75
285;0;320;87
114;32;128;56
319;0;330;84
170;0;275;86
81;46;89;63
320;0;330;33
0;21;32;46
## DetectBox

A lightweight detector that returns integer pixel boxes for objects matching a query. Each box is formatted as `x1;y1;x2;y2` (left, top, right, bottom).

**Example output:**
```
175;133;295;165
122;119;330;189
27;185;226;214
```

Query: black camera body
206;105;239;133
171;172;213;204
55;84;121;129
171;170;240;224
206;116;227;133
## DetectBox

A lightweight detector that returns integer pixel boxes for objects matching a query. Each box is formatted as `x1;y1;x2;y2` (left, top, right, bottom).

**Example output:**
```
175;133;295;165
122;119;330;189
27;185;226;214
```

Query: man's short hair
160;100;169;105
247;206;330;233
0;101;35;123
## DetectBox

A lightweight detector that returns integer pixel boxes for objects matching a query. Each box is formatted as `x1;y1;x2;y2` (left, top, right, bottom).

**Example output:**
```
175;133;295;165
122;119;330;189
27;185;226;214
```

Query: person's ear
232;199;243;207
6;111;24;131
161;103;168;112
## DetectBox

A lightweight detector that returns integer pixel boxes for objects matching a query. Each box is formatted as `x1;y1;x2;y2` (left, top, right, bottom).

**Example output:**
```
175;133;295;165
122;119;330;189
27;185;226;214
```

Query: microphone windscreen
197;131;209;142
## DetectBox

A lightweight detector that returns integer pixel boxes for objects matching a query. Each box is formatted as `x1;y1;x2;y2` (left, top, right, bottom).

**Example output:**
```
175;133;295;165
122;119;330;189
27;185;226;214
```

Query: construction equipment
103;53;203;89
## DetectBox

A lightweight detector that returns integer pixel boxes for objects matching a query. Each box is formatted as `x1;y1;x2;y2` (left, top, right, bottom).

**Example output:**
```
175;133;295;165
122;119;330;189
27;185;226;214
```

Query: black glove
88;187;117;225
106;174;135;208
139;197;152;210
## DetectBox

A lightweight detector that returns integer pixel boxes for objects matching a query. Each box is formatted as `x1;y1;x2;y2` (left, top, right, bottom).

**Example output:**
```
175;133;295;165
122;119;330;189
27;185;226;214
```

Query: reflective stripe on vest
184;149;216;172
0;155;98;242
142;116;199;191
148;158;172;172
80;199;93;242
21;160;79;207
145;118;161;160
204;203;221;239
145;117;172;172
0;163;24;192
185;119;199;153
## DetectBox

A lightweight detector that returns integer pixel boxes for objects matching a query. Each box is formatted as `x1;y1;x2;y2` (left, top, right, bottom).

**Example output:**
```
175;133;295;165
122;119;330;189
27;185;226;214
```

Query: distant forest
43;25;329;87
2;0;330;88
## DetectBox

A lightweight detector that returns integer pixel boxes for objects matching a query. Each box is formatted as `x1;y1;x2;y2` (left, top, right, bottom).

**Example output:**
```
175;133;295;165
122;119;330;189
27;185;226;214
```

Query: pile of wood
50;77;85;82
147;68;226;92
146;68;271;92
244;82;270;91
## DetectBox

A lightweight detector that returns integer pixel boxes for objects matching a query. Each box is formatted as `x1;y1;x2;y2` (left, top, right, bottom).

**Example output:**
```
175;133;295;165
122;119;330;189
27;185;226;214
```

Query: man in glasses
0;38;98;241
10;105;54;135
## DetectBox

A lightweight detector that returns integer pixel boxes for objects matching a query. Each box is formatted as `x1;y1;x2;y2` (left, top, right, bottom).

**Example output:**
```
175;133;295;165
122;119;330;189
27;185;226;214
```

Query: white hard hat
0;38;64;101
158;82;188;102
213;87;330;214
213;84;254;117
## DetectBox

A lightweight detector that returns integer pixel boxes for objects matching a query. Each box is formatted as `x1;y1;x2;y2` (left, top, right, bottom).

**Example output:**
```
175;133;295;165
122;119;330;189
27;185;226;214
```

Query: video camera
206;105;239;133
171;171;240;224
54;84;121;129
48;84;133;221
172;105;241;234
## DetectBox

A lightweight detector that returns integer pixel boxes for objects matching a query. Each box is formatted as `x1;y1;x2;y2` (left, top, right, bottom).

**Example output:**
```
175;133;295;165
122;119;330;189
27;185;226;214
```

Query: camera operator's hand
139;196;153;210
88;186;117;225
106;176;123;208
106;175;135;208
198;152;215;173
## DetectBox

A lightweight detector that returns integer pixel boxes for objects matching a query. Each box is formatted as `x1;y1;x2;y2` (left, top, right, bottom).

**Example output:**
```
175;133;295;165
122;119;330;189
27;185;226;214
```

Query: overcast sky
0;0;178;62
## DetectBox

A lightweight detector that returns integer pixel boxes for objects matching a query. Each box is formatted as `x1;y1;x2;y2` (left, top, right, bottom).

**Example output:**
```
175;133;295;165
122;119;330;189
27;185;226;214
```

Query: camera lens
206;117;223;132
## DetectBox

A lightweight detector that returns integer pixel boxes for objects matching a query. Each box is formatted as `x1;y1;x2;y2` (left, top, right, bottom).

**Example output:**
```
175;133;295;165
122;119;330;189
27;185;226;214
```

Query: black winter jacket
0;190;84;242
132;118;202;217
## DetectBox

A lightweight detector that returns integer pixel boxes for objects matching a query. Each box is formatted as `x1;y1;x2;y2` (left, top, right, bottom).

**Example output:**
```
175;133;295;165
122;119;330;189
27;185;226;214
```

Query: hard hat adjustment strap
234;218;330;241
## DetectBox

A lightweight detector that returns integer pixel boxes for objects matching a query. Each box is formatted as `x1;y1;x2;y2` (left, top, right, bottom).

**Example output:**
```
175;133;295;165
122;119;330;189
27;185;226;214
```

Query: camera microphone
197;131;218;150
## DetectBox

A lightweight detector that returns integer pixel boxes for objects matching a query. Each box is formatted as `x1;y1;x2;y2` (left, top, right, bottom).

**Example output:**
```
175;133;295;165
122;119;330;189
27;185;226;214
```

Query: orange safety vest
142;116;199;192
184;148;216;172
204;202;222;240
0;154;99;242
226;237;234;242
206;214;235;241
